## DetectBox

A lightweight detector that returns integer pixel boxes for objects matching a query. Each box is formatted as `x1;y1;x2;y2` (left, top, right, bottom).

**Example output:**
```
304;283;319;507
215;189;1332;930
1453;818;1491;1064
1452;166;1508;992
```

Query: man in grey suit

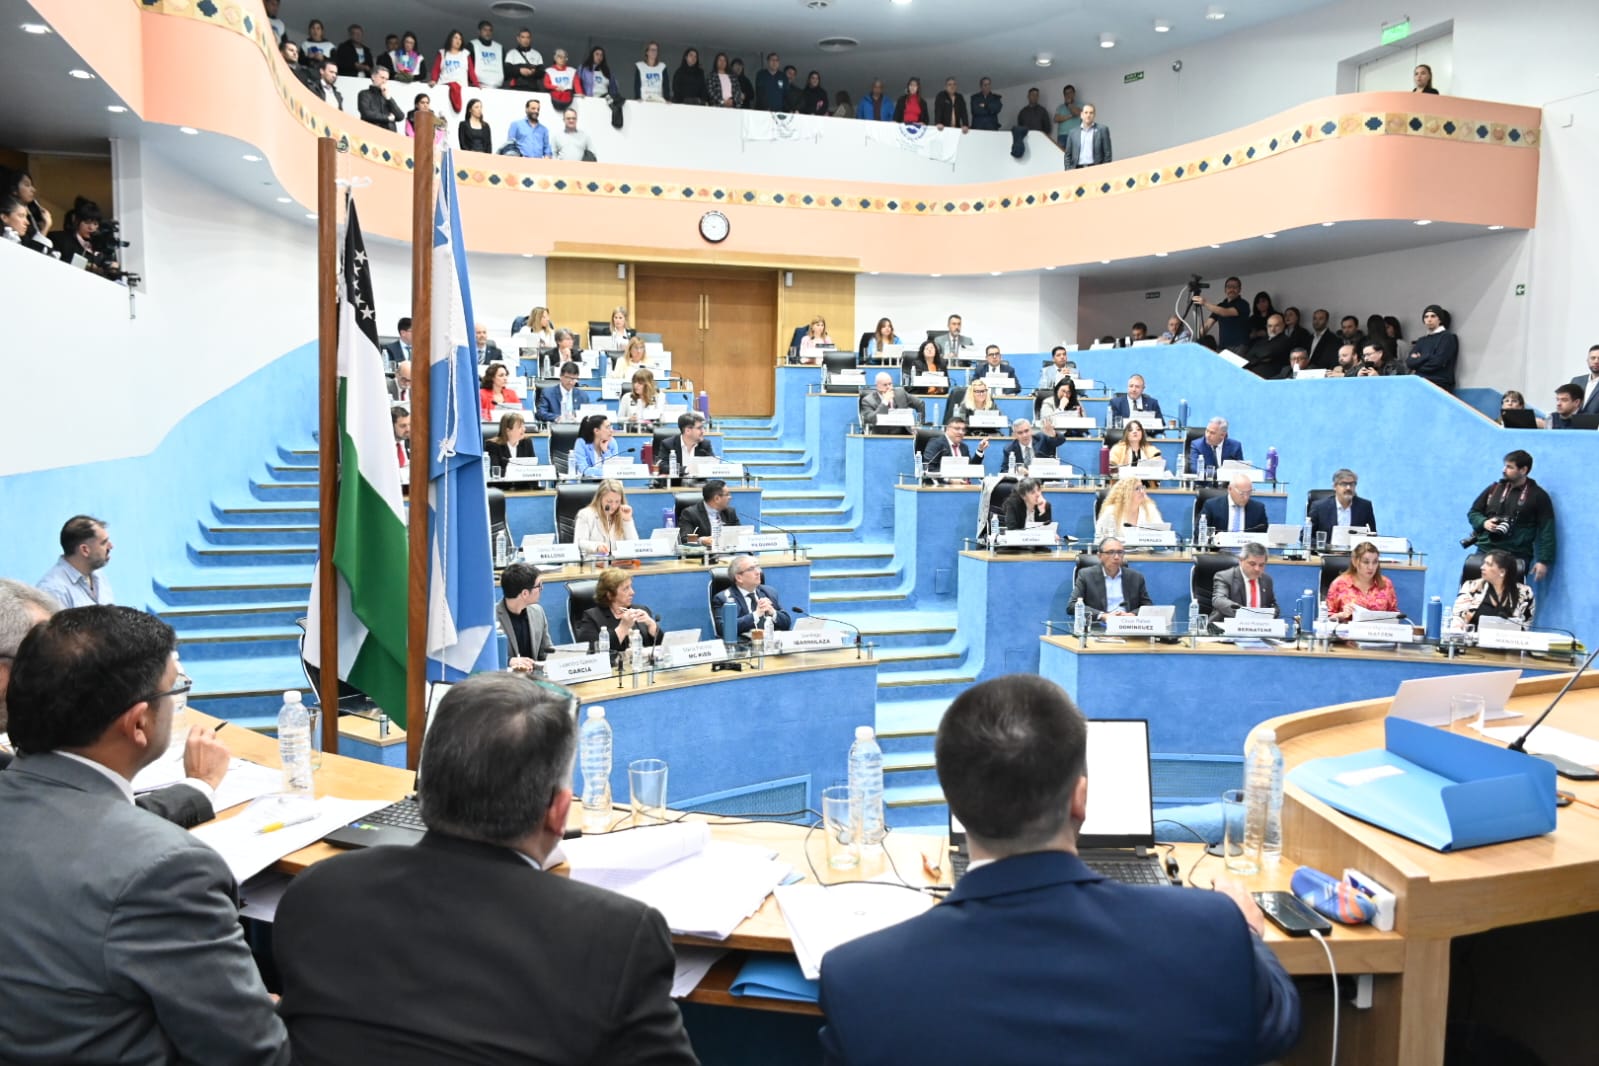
496;562;554;671
1212;541;1279;620
1062;103;1112;169
860;371;924;432
1571;344;1599;416
0;606;288;1065
1066;537;1154;621
0;579;226;827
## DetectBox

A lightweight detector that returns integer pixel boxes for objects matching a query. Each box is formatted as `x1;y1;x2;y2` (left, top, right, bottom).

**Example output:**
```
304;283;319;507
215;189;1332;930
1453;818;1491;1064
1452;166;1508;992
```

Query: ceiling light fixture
891;0;913;6
21;22;52;35
275;196;292;203
1034;53;1053;67
1100;259;1111;265
305;212;318;220
931;273;942;278
1209;243;1221;249
1155;252;1168;258
1262;232;1277;239
179;126;199;135
1153;19;1171;32
68;69;95;80
1099;33;1116;48
1321;221;1335;227
106;104;127;114
990;271;1002;276
1414;219;1433;226
1044;266;1055;271
1205;5;1227;20
1487;224;1505;231
242;153;262;162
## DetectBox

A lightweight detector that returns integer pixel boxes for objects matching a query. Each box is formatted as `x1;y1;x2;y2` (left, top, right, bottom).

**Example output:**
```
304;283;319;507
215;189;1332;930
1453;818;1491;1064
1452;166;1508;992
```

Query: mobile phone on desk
1253;891;1332;937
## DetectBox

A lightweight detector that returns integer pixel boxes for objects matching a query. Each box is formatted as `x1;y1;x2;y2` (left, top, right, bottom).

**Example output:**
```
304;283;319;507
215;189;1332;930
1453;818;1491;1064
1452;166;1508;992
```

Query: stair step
752;474;812;481
762;491;845;501
873;698;949;738
811;569;898;581
157;602;309;631
812;590;908;603
215;504;319;526
884;783;948;808
882;751;936;773
193;546;318;558
743;460;808;467
268;464;321;483
878;670;977;689
876;647;963;665
788;526;859;535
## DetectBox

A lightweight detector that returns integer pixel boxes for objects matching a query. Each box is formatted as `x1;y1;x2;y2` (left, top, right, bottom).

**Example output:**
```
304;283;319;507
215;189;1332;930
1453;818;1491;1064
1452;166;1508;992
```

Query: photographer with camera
49;198;118;277
1466;450;1555;582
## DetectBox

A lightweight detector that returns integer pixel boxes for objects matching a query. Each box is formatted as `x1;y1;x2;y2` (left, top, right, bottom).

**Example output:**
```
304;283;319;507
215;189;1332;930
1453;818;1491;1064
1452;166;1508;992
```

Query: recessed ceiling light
869;271;880;275
1413;219;1433;226
1209;244;1221;249
1205;5;1227;20
1100;259;1111;265
179;126;198;135
1262;232;1277;239
1034;53;1053;67
990;271;1002;277
930;273;942;278
242;153;262;162
1321;221;1335;227
21;23;52;35
1155;252;1168;258
1044;266;1055;271
106;104;127;114
521;253;534;258
68;69;95;80
1487;224;1505;231
275;196;292;203
1099;33;1116;48
305;212;318;220
1153;19;1171;32
891;0;913;6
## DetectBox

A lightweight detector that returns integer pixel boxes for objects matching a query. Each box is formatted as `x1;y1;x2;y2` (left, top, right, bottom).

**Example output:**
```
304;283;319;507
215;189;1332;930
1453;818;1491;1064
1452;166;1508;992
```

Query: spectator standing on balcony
334;24;373;78
458;99;493;153
894;78;929;124
755;53;787;111
472;21;504;90
970;78;1002;131
543;49;581;110
505;29;542;91
263;0;285;44
674;49;708;106
552;109;594;161
1282;307;1311;353
634;42;669;102
1405;305;1459;391
1193;276;1249;354
1062;103;1111;169
430;30;480;115
857;79;893;121
1054;84;1082;143
935;77;970;132
1011;87;1055;156
358;66;405;131
1246;291;1276;342
300;20;335;65
280;40;316;91
731;59;754;109
387;31;424;83
782;66;804;112
405;94;446;146
315;60;343;109
508;98;553;159
1413;64;1439;94
800;71;829;116
831;91;853;119
707;53;744;109
376;35;399;73
579;47;616;101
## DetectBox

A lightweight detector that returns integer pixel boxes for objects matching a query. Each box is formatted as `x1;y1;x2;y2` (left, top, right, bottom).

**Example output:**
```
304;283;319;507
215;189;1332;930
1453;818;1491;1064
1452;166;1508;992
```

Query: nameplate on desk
1053;415;1098;431
984;374;1016;393
502;462;556;481
611;539;676;559
1028;459;1073;478
736;533;791;553
1117;466;1170;480
1475;629;1552;653
1071;378;1097;390
601;463;653;479
525;544;581;565
831;371;867;387
543;653;611;683
658;640;729;668
967;410;1008;430
874;408;915;428
912;373;948;388
935;461;980;480
1219;463;1265;482
1104;616;1164;636
996;527;1057;547
1344;622;1416;643
1120;528;1177;548
1220;618;1288;637
577;403;611;419
1367;535;1411;554
687;460;745;478
1213;531;1269;548
766;629;851;653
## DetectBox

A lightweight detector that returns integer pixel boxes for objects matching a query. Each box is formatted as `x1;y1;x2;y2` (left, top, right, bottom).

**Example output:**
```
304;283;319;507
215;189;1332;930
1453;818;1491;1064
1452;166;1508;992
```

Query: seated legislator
902;339;949;396
597;306;636;352
819;674;1300;1064
570;414;623;477
1038;377;1089;439
1001;420;1059;475
968;346;1018;392
1189;417;1244;472
0;607;289;1065
859;372;924;432
1066;537;1154;618
797;316;834;363
479;363;521;419
608;335;651;380
861;316;901;362
1202;474;1269;534
495;563;555;671
514;305;556;348
1035;346;1076;390
656;411;717;481
273;674;695;1066
1452;548;1535;630
536;361;592;424
1094;478;1163;541
952;380;1002;432
1107;374;1164;425
1107;418;1161;469
1325;541;1399;622
617;368;660;424
1308;469;1377;542
571;479;638;555
574;568;662;653
714;554;793;636
678;479;740;547
1212;542;1278;619
922;416;988;477
484;411;535;470
1002;476;1054;531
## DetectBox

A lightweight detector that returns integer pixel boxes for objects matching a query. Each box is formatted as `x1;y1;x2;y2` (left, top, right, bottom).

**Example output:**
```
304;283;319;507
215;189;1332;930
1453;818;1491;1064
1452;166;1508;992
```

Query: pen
256;814;320;835
213;721;228;733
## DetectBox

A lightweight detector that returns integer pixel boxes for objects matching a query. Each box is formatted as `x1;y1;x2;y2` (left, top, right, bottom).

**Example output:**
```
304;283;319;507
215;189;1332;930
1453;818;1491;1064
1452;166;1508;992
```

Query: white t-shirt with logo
636;61;667;102
471;38;503;88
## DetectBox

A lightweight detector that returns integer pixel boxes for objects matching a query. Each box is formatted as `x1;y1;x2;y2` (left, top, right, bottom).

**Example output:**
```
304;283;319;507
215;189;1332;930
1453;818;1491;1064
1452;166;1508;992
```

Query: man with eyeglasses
1065;537;1153;622
0;606;289;1064
0;579;226;827
1308;469;1377;546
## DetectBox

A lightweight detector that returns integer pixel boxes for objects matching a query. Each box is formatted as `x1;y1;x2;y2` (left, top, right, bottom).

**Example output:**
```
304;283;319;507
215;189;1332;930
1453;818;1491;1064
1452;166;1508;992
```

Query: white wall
854;272;1079;354
363;236;546;344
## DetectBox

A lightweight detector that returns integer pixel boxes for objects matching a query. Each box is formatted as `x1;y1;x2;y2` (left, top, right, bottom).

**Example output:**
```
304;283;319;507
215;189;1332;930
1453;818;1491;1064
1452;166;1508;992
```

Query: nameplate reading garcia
542;653;611;683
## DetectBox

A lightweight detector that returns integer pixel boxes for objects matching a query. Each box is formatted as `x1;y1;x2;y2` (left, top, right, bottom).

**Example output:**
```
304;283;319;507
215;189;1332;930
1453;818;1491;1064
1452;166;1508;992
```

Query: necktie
1249;579;1259;609
1231;506;1242;533
1023;447;1032;467
561;390;571;418
396;442;406;466
748;592;759;616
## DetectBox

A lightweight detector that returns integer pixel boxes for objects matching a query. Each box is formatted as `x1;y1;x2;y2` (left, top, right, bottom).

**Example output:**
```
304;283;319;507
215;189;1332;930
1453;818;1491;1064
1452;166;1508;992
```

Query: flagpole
315;136;341;758
406;117;436;769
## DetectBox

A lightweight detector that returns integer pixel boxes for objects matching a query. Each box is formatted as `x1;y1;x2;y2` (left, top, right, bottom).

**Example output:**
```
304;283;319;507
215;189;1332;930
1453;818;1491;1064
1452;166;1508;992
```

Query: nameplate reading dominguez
736;533;790;553
542;653;611;684
526;544;581;565
1104;615;1163;636
658;640;729;669
1119;527;1177;548
765;629;852;654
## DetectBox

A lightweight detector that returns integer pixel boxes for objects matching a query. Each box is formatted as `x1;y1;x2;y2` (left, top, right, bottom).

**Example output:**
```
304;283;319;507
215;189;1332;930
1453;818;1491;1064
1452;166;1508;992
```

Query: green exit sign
1380;20;1411;46
1124;70;1144;84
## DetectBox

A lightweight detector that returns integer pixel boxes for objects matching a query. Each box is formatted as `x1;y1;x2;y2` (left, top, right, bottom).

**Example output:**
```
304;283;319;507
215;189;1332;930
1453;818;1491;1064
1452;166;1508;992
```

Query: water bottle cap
1303;589;1313;595
587;707;606;719
855;725;875;740
1257;727;1276;743
283;690;302;703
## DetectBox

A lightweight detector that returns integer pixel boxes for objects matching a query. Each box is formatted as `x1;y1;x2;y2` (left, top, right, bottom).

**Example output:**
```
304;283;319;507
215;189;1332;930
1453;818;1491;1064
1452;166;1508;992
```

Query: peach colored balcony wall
46;1;1540;276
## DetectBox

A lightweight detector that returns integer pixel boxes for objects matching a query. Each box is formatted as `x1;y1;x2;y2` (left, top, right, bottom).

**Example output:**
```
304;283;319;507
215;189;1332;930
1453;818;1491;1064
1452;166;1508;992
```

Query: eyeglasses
1335;481;1356;489
135;678;193;708
1100;549;1126;556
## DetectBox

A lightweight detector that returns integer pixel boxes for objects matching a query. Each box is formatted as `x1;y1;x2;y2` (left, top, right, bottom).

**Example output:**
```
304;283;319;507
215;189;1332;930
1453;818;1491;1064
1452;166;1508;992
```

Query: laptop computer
1498;408;1537;429
949;719;1173;887
323;683;453;850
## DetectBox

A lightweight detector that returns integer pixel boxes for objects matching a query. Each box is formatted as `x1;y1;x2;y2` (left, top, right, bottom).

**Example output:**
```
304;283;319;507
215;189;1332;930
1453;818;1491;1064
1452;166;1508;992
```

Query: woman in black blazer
457;99;493;152
903;339;948;396
1002;477;1053;530
672;48;707;105
484;411;535;470
576;568;662;658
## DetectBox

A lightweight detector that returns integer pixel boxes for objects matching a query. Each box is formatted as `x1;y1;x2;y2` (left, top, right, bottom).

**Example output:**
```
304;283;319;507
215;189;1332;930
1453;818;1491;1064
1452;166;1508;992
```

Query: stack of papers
670;946;727;999
775;881;933;980
563;823;791;940
191;795;391;883
133;756;287;814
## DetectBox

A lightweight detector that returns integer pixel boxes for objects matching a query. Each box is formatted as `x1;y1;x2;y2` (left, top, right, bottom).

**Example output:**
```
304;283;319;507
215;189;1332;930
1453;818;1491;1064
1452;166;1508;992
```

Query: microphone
1505;641;1599;780
791;608;864;659
753;517;802;559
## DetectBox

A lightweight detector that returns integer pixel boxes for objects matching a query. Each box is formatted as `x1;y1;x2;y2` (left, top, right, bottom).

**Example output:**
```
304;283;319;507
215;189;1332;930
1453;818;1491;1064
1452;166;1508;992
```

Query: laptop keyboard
1085;857;1173;887
362;795;425;830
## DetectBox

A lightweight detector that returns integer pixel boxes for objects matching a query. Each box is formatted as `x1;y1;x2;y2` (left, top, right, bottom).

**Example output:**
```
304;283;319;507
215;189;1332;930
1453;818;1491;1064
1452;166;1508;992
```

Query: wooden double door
634;266;776;417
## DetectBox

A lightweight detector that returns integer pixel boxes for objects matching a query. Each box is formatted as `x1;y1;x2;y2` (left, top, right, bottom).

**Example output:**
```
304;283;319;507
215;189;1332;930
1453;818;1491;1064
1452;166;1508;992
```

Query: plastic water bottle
277;691;314;798
579;707;613;833
629;629;644;677
1243;729;1285;867
989;514;1001;547
1301;516;1314;553
1187;598;1202;636
1315;602;1333;652
1265;446;1279;482
1178;398;1189;428
1074;598;1088;637
668;451;680;480
596;625;611;665
914;452;925;481
663;507;676;528
1424;595;1443;642
494;529;510;567
568;450;580;479
1196;514;1211;549
849;726;886;849
1007;450;1017;474
1176;445;1187;477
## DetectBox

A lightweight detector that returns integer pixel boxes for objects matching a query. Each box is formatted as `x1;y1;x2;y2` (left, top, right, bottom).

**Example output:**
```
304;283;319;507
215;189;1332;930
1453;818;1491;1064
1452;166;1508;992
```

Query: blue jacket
1201;493;1269;534
855;95;893;121
1308;495;1377;541
819;850;1299;1065
1108;394;1164;426
507;118;551;158
969;91;1002;130
1189;435;1244;471
535;384;591;423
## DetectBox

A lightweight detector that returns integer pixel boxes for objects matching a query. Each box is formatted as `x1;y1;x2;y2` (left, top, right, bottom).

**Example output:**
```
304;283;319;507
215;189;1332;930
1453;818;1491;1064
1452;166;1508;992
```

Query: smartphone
1253;891;1332;937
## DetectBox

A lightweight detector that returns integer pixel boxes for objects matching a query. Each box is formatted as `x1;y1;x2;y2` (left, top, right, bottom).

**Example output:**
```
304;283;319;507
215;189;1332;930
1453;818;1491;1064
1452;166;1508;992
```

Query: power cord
1308;927;1339;1066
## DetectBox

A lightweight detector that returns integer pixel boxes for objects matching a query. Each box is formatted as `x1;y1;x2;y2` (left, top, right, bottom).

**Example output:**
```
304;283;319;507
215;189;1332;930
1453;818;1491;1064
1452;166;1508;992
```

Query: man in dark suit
1202;474;1269;535
1571;345;1599;416
536;361;592;423
1241;313;1293;379
1212;542;1279;619
859;372;924;432
715;554;792;638
273;673;696;1066
1065;537;1153;619
315;59;344;108
1308;469;1377;543
381;316;412;369
1306;309;1341;369
0;607;289;1064
1106;373;1164;426
475;322;504;366
678;478;740;547
1061;103;1112;169
1189;417;1244;472
0;580;226;828
819;674;1299;1064
968;345;1018;392
1000;419;1058;473
357;66;404;130
934;313;974;359
495;563;553;671
922;415;988;479
655;410;718;487
386;360;412;403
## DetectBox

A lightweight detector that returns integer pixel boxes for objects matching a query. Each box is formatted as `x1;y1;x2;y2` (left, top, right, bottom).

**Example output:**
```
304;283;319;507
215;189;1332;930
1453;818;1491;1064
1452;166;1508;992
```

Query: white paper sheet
671;946;728;998
190;796;390;884
1476;723;1599;767
776;881;934;980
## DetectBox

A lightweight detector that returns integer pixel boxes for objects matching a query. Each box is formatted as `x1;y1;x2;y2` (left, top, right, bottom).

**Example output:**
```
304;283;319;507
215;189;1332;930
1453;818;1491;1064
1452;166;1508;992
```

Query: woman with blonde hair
1094;478;1163;540
617;369;660;423
1108;419;1161;468
517;305;555;347
599;306;634;351
572;479;638;555
609;334;650;378
798;316;834;362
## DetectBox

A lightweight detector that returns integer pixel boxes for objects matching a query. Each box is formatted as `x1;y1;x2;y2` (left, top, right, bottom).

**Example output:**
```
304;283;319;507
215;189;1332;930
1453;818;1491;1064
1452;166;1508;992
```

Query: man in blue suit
1201;474;1269;534
1107;373;1164;427
1189;416;1244;472
714;554;791;638
819;674;1300;1065
1307;468;1377;543
535;361;591;423
968;345;1018;392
